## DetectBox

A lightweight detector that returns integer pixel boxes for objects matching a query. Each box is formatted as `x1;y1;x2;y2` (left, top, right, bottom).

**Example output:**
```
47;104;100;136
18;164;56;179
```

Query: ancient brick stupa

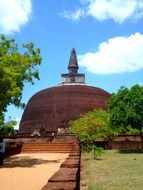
19;48;110;134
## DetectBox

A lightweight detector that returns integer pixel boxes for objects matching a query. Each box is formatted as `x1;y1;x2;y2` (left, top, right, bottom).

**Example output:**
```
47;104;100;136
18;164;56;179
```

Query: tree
69;109;113;159
109;84;143;151
0;34;42;124
0;118;17;136
109;86;129;133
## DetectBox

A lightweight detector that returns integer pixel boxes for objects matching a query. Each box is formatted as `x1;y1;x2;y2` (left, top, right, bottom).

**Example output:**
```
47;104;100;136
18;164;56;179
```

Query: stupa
19;48;110;134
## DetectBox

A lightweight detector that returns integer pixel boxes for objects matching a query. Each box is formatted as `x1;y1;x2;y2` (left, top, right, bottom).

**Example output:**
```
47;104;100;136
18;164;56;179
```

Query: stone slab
48;168;78;182
41;182;76;190
60;159;79;168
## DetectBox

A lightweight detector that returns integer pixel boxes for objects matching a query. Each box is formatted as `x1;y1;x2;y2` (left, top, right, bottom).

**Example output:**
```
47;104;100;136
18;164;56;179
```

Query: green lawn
82;150;143;190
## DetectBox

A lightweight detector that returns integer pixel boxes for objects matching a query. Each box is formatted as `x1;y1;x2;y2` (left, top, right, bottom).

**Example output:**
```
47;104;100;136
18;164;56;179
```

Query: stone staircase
21;142;74;153
20;134;79;153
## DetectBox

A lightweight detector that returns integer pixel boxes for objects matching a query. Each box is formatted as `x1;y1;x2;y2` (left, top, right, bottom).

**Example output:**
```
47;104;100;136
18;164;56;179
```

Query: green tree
109;84;143;150
69;109;113;159
0;34;42;125
109;86;129;133
0;117;16;136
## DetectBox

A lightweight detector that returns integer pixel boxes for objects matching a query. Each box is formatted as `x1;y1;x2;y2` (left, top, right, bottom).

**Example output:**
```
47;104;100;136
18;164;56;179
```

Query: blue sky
1;0;143;128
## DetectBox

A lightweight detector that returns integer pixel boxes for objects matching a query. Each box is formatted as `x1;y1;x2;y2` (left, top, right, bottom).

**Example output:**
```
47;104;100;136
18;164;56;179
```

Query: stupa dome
19;49;110;134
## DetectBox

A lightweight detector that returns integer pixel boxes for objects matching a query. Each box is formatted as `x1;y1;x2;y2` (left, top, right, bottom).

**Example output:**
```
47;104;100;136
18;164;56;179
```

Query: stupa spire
61;48;85;84
68;48;79;74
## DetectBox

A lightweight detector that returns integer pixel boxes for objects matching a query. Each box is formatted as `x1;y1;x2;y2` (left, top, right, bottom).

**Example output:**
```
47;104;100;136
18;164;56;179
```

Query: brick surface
60;159;79;168
66;157;79;160
48;168;78;182
21;142;74;153
69;153;80;157
19;85;110;133
41;182;77;190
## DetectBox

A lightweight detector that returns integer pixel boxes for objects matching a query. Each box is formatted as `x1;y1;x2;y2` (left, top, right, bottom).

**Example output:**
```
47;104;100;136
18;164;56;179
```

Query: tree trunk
93;147;96;160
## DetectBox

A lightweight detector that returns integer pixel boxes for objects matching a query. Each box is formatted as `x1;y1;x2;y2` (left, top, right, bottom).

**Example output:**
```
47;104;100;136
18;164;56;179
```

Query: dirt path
0;153;68;190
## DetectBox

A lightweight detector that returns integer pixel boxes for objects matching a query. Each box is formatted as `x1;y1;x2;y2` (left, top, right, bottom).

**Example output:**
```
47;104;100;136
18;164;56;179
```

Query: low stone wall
111;140;141;150
41;142;81;190
4;142;22;158
4;134;76;156
4;137;53;143
4;135;142;158
95;135;142;150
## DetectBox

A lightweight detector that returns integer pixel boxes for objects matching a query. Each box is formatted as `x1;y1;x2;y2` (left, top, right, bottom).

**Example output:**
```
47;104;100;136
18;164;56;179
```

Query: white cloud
0;0;32;34
63;8;85;21
87;0;143;23
78;33;143;74
63;0;143;23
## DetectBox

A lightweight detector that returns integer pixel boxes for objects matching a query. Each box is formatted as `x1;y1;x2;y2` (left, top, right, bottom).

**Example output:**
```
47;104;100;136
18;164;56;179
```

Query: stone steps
21;142;74;153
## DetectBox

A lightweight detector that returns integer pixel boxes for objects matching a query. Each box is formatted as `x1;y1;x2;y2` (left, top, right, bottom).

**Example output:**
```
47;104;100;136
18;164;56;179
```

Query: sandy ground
0;153;68;190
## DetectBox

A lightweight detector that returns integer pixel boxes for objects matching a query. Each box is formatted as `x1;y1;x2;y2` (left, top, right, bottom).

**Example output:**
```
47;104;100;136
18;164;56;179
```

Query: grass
82;150;143;190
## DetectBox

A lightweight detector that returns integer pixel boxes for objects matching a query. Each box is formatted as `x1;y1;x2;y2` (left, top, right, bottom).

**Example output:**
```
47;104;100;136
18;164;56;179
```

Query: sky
0;0;143;129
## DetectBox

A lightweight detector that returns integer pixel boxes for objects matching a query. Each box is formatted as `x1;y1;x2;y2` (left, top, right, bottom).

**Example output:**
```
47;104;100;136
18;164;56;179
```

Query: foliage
109;84;143;150
0;117;16;136
0;34;42;116
126;125;140;135
69;109;113;159
109;86;129;132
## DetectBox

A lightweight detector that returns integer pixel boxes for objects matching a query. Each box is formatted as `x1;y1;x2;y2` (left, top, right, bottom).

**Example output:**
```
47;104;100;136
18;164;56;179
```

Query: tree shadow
83;158;90;161
95;157;102;160
83;157;103;161
118;150;143;154
2;156;60;168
